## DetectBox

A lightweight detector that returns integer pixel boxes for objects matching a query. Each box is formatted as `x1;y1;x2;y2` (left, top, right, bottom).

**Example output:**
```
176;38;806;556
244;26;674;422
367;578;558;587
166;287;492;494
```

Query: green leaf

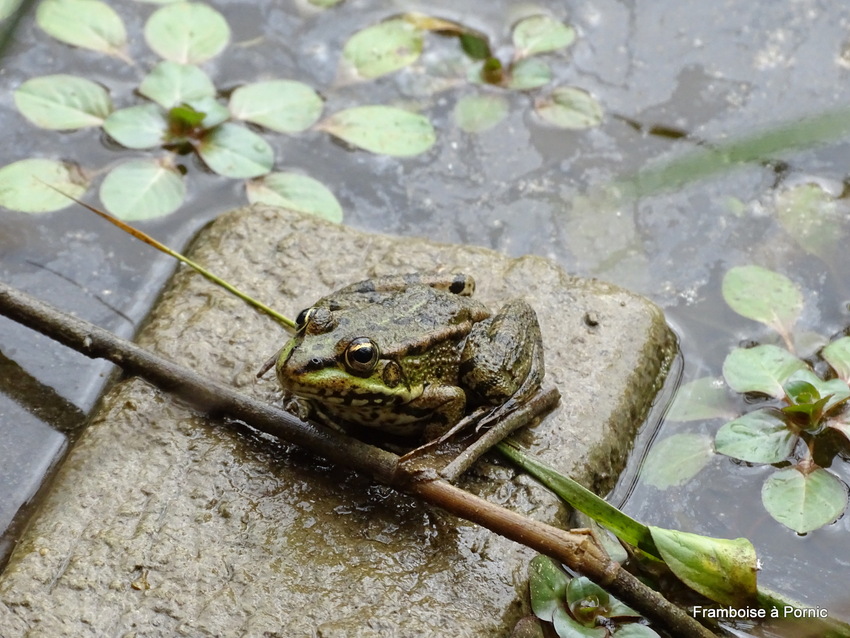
229;80;323;133
197;122;274;178
528;555;569;622
246;172;342;222
715;409;796;464
721;265;803;335
14;74;111;130
319;106;435;157
535;87;603;129
99;159;185;220
775;182;844;259
512;15;576;58
0;0;24;21
452;94;508;133
144;2;230;64
138;61;216;109
103;104;168;149
762;467;847;533
341;18;424;79
666;376;736;422
459;32;491;60
566;577;609;625
823;337;850;382
722;344;808;398
36;0;128;60
507;57;553;90
552;606;606;638
649;527;758;606
640;433;714;488
782;369;850;416
184;96;230;130
0;158;88;213
309;0;343;6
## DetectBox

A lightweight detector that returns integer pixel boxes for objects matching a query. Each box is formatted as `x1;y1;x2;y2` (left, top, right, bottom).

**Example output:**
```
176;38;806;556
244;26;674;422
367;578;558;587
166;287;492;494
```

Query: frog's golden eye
295;307;315;332
344;337;379;373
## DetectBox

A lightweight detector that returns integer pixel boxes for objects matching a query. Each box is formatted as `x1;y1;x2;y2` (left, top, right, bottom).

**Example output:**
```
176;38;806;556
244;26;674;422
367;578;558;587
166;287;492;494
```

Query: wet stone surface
0;206;675;637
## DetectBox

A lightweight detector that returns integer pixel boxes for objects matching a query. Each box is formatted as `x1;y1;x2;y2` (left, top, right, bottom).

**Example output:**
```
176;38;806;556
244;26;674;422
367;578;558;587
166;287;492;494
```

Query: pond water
2;0;850;632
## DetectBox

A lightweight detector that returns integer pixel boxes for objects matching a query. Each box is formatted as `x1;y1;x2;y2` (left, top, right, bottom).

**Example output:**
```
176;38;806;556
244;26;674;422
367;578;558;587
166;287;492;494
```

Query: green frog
274;273;545;442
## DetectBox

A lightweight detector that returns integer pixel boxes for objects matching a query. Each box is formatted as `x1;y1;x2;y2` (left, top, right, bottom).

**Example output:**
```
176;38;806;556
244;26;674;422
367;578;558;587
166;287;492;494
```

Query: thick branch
0;281;716;638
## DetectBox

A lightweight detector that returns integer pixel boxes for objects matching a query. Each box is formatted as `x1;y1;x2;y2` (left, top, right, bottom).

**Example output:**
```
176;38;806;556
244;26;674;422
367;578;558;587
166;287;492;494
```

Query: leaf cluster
655;265;850;533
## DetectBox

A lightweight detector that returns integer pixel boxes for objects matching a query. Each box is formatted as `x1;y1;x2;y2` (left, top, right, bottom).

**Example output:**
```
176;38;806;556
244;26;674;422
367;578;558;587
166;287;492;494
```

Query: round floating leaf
535;86;603;129
721;265;803;334
36;0;128;60
229;80;323;133
197;122;274;178
762;467;848;533
641;433;713;489
453;94;508;133
319;106;435;157
512;15;576;58
139;61;216;109
99;159;185;220
649;527;758;607
528;555;569;622
666;376;736;422
507;57;553;90
14;74;111;130
246;172;342;222
722;344;807;398
103;104;168;149
144;2;230;64
775;182;844;259
715;409;796;464
0;0;24;21
0;158;88;213
342;18;424;79
823;337;850;382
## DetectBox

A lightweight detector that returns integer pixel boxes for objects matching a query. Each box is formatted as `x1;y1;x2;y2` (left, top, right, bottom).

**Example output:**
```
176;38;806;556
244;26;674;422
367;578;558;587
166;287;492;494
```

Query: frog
273;272;545;443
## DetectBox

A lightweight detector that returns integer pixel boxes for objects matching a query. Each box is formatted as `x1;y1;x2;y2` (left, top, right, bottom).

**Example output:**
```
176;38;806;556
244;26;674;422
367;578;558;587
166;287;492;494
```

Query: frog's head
275;304;421;412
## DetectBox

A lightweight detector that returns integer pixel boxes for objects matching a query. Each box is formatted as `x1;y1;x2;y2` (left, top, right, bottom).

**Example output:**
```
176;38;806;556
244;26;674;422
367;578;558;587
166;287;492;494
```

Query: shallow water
1;0;850;629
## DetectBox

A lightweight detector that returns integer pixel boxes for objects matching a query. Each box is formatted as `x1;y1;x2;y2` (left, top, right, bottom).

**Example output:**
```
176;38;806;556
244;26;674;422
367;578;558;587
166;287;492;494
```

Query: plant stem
0;281;718;638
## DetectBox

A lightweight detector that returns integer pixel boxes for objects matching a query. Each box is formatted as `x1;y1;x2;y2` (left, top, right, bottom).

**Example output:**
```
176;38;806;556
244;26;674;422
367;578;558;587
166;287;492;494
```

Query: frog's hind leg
459;298;545;424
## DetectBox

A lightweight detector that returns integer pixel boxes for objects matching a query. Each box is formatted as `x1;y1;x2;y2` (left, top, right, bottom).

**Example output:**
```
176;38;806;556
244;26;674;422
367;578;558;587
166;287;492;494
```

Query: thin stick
0;282;717;638
50;188;296;332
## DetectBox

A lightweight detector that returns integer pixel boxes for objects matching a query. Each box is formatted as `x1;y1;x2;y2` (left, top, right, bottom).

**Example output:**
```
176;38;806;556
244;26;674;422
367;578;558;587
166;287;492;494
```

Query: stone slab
0;206;676;637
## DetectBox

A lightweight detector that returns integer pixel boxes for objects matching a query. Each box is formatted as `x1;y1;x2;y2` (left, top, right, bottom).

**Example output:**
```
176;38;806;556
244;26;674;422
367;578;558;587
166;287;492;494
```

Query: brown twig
0;281;717;638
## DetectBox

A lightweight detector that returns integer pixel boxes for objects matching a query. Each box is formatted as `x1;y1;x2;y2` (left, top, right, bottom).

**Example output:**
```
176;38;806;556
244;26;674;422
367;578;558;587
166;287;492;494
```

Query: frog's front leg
459;298;545;415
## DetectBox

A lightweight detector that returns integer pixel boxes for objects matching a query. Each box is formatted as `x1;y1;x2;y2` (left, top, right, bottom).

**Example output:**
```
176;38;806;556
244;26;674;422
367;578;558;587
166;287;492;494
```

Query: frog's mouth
284;369;424;407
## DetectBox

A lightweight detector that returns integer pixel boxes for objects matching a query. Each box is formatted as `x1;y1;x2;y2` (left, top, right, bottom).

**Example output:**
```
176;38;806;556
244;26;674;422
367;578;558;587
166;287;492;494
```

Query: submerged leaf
229;80;323;132
649;527;758;606
453;94;508;133
722;344;807;398
721;265;803;335
144;2;230;64
139;61;216;109
512;15;576;58
507;57;552;91
36;0;128;59
99;158;185;220
197;122;274;178
535;86;602;129
0;158;88;213
715;409;796;464
342;18;424;79
775;182;844;259
641;433;714;488
14;74;111;130
319;106;435;156
103;104;168;149
666;376;736;422
762;467;847;533
246;172;342;222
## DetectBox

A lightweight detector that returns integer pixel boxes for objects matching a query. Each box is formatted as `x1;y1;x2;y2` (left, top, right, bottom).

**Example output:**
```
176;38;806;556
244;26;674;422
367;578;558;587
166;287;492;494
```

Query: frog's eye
344;337;380;374
295;307;315;332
